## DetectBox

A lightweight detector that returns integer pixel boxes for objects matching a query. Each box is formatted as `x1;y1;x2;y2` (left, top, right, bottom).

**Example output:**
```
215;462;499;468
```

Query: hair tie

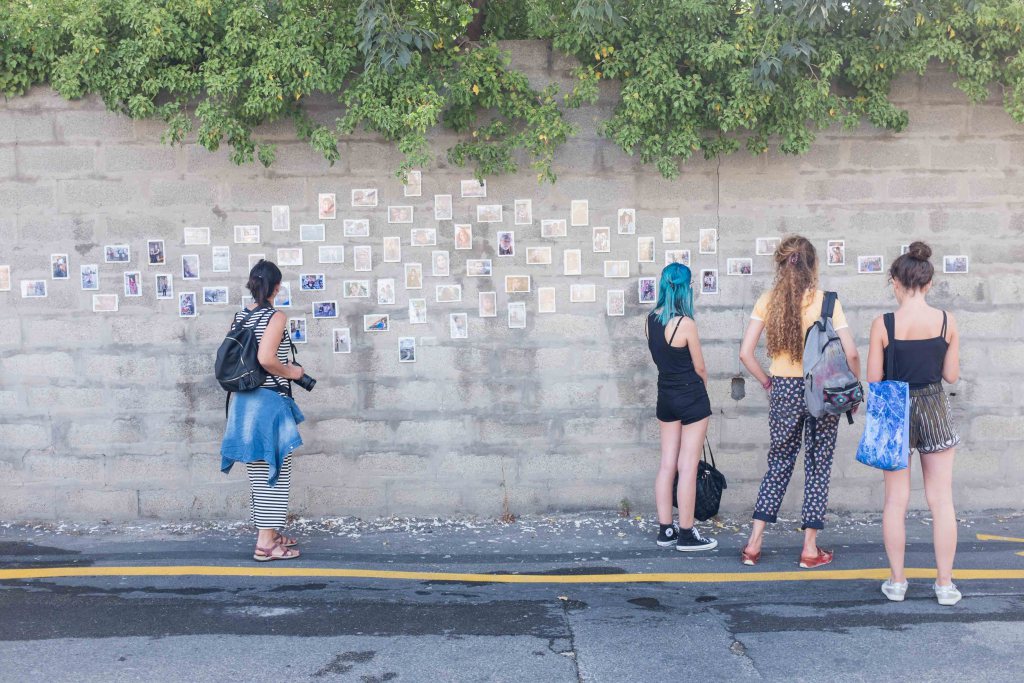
789;253;799;265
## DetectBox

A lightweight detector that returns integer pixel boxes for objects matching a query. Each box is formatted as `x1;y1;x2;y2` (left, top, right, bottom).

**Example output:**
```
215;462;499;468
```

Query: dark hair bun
907;241;931;261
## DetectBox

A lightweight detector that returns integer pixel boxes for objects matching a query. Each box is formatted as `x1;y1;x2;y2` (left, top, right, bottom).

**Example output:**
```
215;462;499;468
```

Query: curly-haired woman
738;236;861;568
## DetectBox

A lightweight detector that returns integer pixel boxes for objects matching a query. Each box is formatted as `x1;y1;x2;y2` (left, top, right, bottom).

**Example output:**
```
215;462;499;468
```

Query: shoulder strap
884;312;897;378
233;305;265;331
820;291;837;320
940;310;948;340
668;317;684;346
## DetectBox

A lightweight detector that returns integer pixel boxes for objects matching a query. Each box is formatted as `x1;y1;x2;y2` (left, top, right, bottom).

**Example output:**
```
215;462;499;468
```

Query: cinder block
0;486;56;518
56;110;134;140
57;487;138;519
0;181;56;210
970;414;1024;441
803;178;877;203
150;179;218;207
102;144;177;173
0;147;15;178
847;142;922;168
929;143;1001;169
2;352;75;379
83;354;163;384
0;112;56;142
0;423;52;450
137;487;241;519
887;175;961;200
60;178;143;209
561;416;639;444
66;417;146;447
23;453;105;483
298;485;387;516
225;178;307;210
17;145;95;175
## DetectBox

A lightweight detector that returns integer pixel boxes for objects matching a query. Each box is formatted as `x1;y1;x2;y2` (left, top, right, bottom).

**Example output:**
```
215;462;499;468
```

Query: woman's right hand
289;363;305;381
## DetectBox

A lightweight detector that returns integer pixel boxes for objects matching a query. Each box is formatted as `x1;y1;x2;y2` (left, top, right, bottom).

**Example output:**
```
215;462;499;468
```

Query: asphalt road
2;511;1023;682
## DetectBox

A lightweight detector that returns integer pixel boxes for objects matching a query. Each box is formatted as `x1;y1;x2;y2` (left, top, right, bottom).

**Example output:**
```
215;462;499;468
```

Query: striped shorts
910;384;961;455
245;456;292;529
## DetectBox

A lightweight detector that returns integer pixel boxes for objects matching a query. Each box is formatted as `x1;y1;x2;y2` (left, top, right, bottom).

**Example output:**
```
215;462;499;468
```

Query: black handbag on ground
672;439;728;522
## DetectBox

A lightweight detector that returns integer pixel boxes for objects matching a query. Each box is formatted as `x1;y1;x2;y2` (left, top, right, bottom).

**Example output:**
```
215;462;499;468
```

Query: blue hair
652;263;694;325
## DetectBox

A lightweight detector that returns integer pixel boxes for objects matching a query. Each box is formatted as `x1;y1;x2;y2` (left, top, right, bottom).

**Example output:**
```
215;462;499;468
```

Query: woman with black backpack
220;260;313;562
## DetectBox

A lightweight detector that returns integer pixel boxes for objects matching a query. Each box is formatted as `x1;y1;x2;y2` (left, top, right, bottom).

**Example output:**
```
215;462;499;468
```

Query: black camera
292;363;316;392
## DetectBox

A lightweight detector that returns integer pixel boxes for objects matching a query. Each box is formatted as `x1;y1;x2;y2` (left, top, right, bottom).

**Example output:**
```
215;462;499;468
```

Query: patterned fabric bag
856;314;910;470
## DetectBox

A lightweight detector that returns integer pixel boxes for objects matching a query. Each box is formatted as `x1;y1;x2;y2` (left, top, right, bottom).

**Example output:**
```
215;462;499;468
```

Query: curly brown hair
765;235;818;362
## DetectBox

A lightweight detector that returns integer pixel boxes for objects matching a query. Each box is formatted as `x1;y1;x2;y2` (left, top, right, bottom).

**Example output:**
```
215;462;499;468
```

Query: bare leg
675;417;710;529
655;420;683;525
802;529;820;557
882;465;912;583
921;448;957;585
745;519;767;556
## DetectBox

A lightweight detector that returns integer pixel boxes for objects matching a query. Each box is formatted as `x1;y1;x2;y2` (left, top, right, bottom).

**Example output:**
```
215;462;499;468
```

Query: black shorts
656;382;712;424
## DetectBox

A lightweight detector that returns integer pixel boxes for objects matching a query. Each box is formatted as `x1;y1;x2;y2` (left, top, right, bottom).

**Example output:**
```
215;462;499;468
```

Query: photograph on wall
411;228;437;247
352;188;378;207
662;217;681;244
526;247;552;265
383;236;402;262
508;301;527;329
365;314;390;332
147;240;166;266
538;286;556;314
505;275;531;294
900;244;910;255
563;249;582;276
727;257;753;276
409;298;427;324
318;192;336;220
617;208;637;235
212;246;231;273
178;292;197;317
604;260;629;278
404;170;422;197
277;247;303;267
274;282;292;307
300;273;326;291
181;254;200;279
300;223;326;242
80;264;99;291
827;240;846;267
312;300;338;318
857;255;884;274
638;277;656;304
944;255;969;273
436;284;462;303
92;293;118;313
21;280;47;298
541;219;567;238
404;263;423;289
701;269;719;294
607;289;625;316
399;336;416;362
570;283;596;303
343;280;370;298
477;204;503;223
105;244;131;263
0;265;10;291
388;206;414;224
460;179;486;198
431;250;450;277
592;227;611;253
450;313;468;339
123;271;142;297
289;317;307;343
353;245;372;272
699;228;717;254
450;224;471;251
570;199;589;227
342;218;370;238
377;278;396;305
434;194;453;221
665;249;690;266
333;327;352;354
155;274;173;299
271;205;290;232
755;236;781;256
203;286;229;305
184;227;210;245
637;237;655;263
234;225;261;244
319;245;345;264
515;199;533;225
478;292;497;318
497;231;515;256
50;254;69;279
248;253;266;270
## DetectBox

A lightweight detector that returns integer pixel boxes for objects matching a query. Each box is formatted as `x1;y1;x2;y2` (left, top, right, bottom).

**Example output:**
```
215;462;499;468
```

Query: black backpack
215;306;270;399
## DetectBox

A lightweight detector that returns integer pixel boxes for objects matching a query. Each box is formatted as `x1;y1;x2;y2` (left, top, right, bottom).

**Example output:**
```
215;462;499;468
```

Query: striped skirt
909;384;960;455
245;456;292;529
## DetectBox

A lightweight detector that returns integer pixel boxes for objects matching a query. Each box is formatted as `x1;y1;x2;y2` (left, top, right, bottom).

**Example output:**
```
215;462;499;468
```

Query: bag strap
820;291;837;321
667;316;684;346
884;312;898;379
233;304;266;331
940;310;948;340
702;437;715;470
225;391;231;419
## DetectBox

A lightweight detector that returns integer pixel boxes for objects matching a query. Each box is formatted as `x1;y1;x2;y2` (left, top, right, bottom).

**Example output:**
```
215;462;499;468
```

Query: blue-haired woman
645;263;717;551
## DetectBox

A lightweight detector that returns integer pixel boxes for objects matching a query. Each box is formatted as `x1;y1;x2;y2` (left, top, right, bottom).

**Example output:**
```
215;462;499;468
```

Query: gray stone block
57;110;134;141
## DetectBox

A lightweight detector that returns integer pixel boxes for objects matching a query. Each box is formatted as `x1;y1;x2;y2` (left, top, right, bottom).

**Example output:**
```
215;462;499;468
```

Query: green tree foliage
2;1;1022;181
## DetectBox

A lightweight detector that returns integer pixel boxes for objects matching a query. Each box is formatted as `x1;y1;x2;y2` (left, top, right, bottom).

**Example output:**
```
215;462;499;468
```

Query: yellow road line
977;534;1024;543
2;566;1024;583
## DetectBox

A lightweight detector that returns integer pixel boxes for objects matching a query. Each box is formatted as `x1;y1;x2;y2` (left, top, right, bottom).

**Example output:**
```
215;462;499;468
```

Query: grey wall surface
1;41;1021;522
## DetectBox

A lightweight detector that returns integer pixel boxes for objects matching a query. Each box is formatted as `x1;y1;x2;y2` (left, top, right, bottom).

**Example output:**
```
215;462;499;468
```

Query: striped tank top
232;306;292;397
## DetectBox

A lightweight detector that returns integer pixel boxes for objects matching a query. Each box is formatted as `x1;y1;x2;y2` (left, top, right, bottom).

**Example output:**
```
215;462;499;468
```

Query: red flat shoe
799;547;834;569
741;546;761;566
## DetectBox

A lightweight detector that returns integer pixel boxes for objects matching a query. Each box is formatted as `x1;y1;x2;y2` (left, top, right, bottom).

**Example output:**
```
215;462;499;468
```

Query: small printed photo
638;277;656;304
607;289;625;317
617;208;637;235
0;265;9;291
665;250;691;267
827;240;846;267
147;239;166;265
212;246;231;273
538;286;556;314
377;278;396;305
124;271;142;297
756;236;781;256
570;283;596;303
727;258;753;276
434;194;453;221
944;255;969;274
604;260;629;278
105;244;131;263
277;247;303;267
399;337;416;362
383;236;402;263
478;292;497;318
497;231;515;256
318;192;337;220
505;275;531;294
184;227;211;245
21;279;47;298
411;228;437;247
701;269;719;294
203;286;229;305
460;179;487;198
404;170;422;197
515;199;533;225
81;264;99;291
271;205;290;232
352;188;378;207
900;244;910;255
431;250;450;277
699;228;717;254
571;200;589;227
234;225;261;244
312;300;338;318
857;255;884;274
508;301;527;329
563;249;582;276
592;227;611;253
318;245;345;264
638;237;655;263
353;245;372;272
388;205;414;224
182;254;200;279
333;327;352;354
662;217;681;244
527;247;552;265
92;293;118;313
155;273;173;299
436;284;463;303
477;204;503;223
541;219;567;238
179;292;197;317
454;224;473;250
404;263;423;290
248;253;266;270
300;223;326;242
450;313;468;339
299;273;326;291
409;298;427;324
364;314;390;332
274;282;292;307
50;254;69;279
343;219;370;237
343;280;370;298
289;317;307;343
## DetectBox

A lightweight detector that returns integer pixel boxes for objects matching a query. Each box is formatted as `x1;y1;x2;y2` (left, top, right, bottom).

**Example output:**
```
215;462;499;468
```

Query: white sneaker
933;582;962;606
881;579;908;602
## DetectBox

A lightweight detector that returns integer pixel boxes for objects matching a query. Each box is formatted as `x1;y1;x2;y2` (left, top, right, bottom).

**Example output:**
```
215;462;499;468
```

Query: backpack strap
883;312;898;379
820;291;837;320
667;317;684;346
940;310;948;340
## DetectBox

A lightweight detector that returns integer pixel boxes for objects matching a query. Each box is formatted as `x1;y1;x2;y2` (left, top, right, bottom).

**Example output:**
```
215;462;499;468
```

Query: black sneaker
676;527;718;552
656;523;680;548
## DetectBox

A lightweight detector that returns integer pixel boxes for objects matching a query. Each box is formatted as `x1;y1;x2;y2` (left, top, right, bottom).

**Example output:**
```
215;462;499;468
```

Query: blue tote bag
856;313;910;471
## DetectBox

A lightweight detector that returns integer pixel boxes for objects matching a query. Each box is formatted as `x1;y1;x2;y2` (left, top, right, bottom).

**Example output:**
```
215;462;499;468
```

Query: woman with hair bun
867;241;962;605
645;263;717;552
738;235;861;568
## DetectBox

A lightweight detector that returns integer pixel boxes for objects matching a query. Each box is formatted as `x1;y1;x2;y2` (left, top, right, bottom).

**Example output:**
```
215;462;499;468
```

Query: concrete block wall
1;41;1021;521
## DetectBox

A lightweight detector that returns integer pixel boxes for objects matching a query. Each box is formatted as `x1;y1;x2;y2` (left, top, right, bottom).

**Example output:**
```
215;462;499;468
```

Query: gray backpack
803;292;863;425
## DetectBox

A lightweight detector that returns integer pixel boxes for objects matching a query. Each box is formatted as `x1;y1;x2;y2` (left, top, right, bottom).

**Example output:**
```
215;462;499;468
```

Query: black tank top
647;314;701;389
882;311;948;390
